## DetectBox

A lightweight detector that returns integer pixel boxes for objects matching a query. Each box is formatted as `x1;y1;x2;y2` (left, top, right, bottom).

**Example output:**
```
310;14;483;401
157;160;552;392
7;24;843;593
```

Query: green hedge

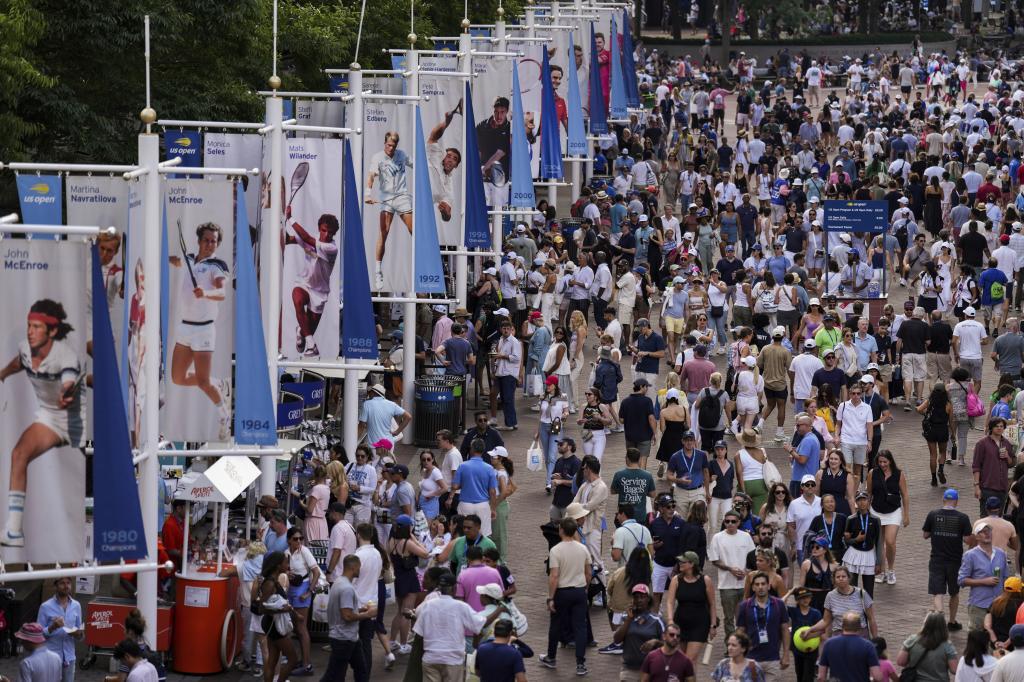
642;31;955;46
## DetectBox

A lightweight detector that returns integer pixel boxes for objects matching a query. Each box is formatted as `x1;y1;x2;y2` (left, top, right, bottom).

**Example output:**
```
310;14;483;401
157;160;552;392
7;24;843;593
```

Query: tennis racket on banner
177;220;198;290
517;58;543;96
288;161;310;210
489;161;508;188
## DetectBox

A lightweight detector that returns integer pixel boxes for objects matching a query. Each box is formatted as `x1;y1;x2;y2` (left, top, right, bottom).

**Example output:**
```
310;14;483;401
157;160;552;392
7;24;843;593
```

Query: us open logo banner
162;178;235;441
164;130;202;175
15;174;63;226
0;240;87;562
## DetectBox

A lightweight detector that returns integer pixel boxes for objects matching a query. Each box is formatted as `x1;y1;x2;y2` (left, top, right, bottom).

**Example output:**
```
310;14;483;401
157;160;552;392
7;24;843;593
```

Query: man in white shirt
436;429;463;507
953;306;989;392
590;251;614;325
836;384;874;480
326;503;357;582
847;59;864;92
354;524;387;671
708;509;756;637
789;338;825;414
993;235;1019;291
786;475;822;562
413;572;486;680
805;61;823;107
662;205;681;238
715;173;740;209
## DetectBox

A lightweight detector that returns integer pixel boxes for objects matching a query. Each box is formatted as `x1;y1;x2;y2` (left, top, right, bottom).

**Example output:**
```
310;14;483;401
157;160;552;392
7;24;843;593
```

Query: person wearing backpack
979;258;1010;337
694;373;729;453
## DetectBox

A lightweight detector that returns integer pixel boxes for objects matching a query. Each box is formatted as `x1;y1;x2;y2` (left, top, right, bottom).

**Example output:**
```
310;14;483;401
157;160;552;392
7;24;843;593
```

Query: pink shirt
455;564;503;612
680;357;716;393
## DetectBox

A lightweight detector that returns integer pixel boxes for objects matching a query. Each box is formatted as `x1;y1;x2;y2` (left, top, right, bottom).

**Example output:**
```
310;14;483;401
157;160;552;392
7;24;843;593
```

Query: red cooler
171;572;241;674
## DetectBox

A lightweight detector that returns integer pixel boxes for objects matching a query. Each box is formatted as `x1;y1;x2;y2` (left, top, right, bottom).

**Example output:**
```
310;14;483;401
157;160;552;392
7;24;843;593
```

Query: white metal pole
138;129;160;646
343;64;364;461
456;26;472;308
402;44;419;446
494;9;507;258
262;94;284;496
496;13;507;52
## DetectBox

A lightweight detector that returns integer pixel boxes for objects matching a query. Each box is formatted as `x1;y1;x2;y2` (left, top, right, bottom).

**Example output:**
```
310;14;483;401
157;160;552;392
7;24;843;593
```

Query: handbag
899;640;933;682
710;304;725;318
503;598;529;635
762;459;783;487
526;440;543;472
312;592;330;623
965;382;985;418
550;416;562;434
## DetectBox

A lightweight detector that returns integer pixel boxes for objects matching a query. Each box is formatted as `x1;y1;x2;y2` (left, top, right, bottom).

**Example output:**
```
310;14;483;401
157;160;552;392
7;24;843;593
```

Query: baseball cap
1005;576;1024;594
391;464;410;477
483;267;498;276
964;306;977;317
371;438;394;450
494;307;510;317
673;276;685;285
632;265;647;274
860;374;875;384
801;474;816;485
528;310;542;320
986;496;1003;510
633;377;650;389
636;318;651;328
1010;623;1024;647
476;583;504;600
752;243;763;251
803;339;817;350
437;571;457;588
639;214;649;222
726;245;735;251
631;583;651;595
488;446;510;459
665;388;681;401
742;356;757;367
432;304;448;314
813;536;831;547
545;375;560;386
866;362;880;371
772;325;786;337
395;514;414;526
714;440;727;449
505;251;516;259
682;430;696;440
903;299;915;310
943;488;959;501
1001;234;1011;244
855;490;869;500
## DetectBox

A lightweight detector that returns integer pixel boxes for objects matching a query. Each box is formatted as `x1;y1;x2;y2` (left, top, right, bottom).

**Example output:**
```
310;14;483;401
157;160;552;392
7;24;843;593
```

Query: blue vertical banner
566;35;588;158
621;10;640;108
413;107;447;294
588;25;608;134
509;62;537;208
328;75;348;93
15;174;62;225
163;130;202;178
609;15;628;121
463;83;491;249
539;50;564;180
342;139;380;358
91;244;147;561
233;182;277;444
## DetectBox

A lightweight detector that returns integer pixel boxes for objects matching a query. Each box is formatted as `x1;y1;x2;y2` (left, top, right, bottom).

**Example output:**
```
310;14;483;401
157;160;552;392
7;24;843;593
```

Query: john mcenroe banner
0;240;87;562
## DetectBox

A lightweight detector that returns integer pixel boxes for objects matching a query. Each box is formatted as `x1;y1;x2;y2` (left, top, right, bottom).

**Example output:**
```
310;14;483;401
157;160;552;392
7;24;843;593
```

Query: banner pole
343;64;365;461
455;25;472;307
137;124;160;647
262;92;284;496
402;41;419;446
492;7;507;258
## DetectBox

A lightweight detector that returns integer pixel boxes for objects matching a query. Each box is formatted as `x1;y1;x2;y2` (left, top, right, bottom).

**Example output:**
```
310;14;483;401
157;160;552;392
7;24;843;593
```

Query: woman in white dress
935;246;953;313
733;355;764;432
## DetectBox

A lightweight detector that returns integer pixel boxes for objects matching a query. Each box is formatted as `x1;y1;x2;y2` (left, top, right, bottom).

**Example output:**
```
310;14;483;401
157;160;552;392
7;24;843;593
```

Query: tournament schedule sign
823;200;888;233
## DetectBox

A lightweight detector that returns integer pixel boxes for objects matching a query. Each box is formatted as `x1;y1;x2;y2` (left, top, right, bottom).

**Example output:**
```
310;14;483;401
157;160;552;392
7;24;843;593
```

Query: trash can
413;376;464;445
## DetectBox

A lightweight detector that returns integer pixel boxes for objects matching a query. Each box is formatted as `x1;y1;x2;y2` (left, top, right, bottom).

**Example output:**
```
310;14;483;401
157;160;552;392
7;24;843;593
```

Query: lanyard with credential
752;599;771;632
821;514;836;547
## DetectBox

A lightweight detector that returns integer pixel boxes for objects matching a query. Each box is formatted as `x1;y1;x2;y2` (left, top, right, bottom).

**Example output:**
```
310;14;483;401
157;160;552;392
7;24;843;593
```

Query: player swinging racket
284;208;340;357
366;131;413;291
0;300;85;547
427;100;464;223
126;259;146;448
168;223;231;439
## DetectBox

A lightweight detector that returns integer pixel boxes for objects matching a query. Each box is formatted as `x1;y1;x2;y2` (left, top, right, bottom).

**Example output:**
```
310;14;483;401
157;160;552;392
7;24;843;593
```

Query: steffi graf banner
362;102;416;293
162;178;235;442
0;240;87;561
419;54;465;247
281;138;343;359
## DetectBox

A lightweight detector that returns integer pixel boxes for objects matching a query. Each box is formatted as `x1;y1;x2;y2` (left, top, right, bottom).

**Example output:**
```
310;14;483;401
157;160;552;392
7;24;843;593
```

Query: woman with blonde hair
743;548;786;598
693;371;728;452
567;310;588;412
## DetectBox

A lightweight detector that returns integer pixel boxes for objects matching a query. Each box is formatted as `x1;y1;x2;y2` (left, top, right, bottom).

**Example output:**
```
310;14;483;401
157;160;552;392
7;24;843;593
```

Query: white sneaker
887;570;896;585
219;378;232;404
295;325;305;353
0;529;24;547
218;406;231;440
716;347;725;355
303;344;320;357
899;278;908;287
397;644;413;655
384;652;396;670
374;271;385;292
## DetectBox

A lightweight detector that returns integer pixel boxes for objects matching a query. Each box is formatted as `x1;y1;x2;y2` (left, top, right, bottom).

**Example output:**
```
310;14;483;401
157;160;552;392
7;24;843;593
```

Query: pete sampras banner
0;240;88;562
15;174;63;226
419;54;465;247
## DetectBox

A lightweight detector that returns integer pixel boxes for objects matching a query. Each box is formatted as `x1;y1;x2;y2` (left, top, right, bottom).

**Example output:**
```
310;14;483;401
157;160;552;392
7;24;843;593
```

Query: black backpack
698;389;723;430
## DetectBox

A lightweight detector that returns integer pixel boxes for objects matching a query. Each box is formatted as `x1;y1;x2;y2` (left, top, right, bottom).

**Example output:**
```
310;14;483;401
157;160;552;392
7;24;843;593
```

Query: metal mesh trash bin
413;376;465;445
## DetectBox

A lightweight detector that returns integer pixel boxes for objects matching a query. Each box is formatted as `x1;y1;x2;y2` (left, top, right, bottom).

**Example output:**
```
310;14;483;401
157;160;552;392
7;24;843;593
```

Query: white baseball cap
964;306;977;317
860;374;875;384
742;356;757;367
772;325;786;337
803;339;817;349
494;307;510;317
483;267;498;276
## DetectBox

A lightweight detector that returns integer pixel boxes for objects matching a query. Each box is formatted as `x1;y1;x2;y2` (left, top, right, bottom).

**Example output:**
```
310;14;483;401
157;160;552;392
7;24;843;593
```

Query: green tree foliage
0;0;52;162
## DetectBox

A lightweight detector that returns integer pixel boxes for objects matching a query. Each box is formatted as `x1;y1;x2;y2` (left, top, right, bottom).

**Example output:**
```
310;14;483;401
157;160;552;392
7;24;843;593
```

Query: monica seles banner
362;102;416;293
162;178;235;442
419;54;465;247
281;138;343;359
67;175;129;439
0;240;88;561
203;133;264;243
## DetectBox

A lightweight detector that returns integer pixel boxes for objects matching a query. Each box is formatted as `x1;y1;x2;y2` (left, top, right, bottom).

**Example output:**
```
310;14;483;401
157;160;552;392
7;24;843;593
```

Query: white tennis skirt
871;506;903;527
843;547;876;575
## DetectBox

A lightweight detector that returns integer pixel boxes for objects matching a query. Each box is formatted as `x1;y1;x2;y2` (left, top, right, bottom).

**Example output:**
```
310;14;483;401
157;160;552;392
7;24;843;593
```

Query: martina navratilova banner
362;102;416;293
0;240;87;561
281;138;343;360
419;54;465;247
67;175;129;439
162;178;235;442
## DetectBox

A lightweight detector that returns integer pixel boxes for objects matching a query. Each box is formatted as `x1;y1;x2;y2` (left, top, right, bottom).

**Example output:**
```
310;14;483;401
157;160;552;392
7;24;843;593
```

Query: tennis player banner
162;178;235;442
471;57;513;208
91;244;146;561
510;62;536;209
15;174;63;226
565;34;588;158
342;139;379;360
413;107;447;295
281;138;343;360
233;182;276;445
608;15;628;121
361;102;416;293
0;240;87;562
419;55;465;246
123;183;147;441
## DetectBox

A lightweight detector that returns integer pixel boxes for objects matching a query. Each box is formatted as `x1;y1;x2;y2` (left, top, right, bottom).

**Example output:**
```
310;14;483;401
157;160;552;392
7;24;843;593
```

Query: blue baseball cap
395;514;414;526
943;489;958;501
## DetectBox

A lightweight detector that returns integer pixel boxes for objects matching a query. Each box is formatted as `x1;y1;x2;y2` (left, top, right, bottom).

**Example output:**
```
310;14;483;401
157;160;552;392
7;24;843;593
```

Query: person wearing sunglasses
284;527;320;676
638;622;696;681
459;411;505;458
709;510;756;638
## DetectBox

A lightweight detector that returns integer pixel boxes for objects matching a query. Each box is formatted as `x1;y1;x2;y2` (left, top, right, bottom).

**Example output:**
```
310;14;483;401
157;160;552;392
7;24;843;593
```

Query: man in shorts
169;222;231;438
897;306;930;407
924;488;973;630
758;326;792;443
285;210;340;359
953;306;989;393
835;383;873;480
367;131;413;291
662;277;688;353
